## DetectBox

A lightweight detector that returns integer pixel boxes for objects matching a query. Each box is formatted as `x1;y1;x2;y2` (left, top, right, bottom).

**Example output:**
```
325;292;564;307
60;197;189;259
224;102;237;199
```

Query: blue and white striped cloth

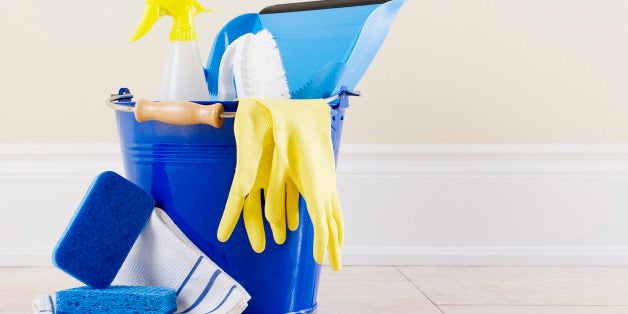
113;208;250;314
32;294;55;313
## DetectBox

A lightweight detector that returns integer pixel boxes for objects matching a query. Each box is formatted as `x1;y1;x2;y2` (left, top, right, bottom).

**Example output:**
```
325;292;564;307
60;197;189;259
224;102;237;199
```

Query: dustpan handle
260;0;391;14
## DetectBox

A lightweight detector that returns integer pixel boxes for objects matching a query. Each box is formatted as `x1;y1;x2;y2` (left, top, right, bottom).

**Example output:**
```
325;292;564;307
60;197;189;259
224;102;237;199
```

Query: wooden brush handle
134;99;224;128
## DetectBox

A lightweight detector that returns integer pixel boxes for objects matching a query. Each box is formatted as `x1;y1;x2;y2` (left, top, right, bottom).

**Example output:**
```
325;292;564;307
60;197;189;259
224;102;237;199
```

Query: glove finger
331;192;344;248
257;145;275;193
243;190;266;253
269;212;287;245
286;178;300;231
326;200;342;270
264;149;287;224
307;199;329;265
217;193;245;242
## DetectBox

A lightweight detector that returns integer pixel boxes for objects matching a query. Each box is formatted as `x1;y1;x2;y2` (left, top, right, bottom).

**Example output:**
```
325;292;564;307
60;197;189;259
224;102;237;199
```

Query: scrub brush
242;29;290;98
218;29;290;99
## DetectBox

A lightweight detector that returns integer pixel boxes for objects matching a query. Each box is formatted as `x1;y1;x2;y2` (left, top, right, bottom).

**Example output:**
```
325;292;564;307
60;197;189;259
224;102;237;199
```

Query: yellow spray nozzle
130;0;212;42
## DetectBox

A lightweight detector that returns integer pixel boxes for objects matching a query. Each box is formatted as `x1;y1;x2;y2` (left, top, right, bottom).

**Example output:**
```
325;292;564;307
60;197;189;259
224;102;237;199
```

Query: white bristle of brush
242;29;291;99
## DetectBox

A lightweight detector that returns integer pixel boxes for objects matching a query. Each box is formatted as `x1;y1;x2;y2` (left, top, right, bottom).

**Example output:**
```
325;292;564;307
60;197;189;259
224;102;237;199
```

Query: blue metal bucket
112;92;350;313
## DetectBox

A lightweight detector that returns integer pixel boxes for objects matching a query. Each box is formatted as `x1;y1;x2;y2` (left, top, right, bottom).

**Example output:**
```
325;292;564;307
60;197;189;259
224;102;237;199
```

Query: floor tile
398;266;628;306
317;266;442;313
8;266;628;313
440;306;628;314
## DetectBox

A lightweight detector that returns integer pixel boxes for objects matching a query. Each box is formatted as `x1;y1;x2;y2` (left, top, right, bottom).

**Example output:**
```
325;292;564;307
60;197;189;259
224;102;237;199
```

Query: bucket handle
106;87;360;128
134;98;226;128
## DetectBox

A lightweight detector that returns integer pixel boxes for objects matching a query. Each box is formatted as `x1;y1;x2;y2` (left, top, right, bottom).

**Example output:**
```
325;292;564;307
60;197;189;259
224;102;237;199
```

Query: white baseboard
6;246;628;267
3;143;628;266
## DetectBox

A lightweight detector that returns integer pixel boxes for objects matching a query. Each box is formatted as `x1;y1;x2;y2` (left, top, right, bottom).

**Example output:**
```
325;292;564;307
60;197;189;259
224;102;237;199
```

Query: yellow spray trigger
130;0;213;42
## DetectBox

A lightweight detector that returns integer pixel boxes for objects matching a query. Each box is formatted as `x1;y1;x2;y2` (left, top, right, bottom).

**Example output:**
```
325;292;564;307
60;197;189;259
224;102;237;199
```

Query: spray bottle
131;0;212;101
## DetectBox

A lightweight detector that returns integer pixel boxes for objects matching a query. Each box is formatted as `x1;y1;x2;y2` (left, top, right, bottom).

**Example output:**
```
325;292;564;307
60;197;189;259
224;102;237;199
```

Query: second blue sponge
56;286;177;314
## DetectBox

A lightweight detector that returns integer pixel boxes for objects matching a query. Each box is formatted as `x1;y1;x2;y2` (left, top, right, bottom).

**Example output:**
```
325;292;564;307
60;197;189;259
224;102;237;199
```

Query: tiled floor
4;266;628;313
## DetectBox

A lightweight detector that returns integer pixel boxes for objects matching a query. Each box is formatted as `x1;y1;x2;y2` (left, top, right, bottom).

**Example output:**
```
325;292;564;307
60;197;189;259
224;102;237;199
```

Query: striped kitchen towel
32;294;55;313
113;208;250;314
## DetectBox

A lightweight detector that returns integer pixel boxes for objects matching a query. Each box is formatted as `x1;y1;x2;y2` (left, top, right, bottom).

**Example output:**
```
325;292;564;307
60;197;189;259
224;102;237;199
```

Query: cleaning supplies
55;286;177;314
114;208;250;313
53;171;155;289
258;99;345;270
109;0;402;309
218;29;290;100
130;0;212;101
51;169;248;313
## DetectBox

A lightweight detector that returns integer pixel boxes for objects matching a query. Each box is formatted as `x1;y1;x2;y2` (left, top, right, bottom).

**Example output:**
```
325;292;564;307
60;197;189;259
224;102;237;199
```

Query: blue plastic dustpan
206;0;405;99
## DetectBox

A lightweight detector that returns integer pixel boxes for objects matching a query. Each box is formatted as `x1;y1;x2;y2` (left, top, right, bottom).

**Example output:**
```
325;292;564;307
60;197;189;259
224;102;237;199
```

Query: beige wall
1;0;627;143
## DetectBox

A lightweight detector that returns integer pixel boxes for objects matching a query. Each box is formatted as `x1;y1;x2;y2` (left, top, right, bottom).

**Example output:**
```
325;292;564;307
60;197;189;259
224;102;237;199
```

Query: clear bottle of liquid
130;0;212;101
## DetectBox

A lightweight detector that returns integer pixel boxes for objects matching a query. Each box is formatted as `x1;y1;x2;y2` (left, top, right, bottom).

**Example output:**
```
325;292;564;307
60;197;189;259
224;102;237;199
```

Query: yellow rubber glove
256;99;344;270
217;99;275;253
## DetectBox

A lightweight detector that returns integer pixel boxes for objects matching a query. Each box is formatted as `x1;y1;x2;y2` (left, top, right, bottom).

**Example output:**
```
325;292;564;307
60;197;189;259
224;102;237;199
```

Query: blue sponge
53;171;155;289
55;286;177;314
